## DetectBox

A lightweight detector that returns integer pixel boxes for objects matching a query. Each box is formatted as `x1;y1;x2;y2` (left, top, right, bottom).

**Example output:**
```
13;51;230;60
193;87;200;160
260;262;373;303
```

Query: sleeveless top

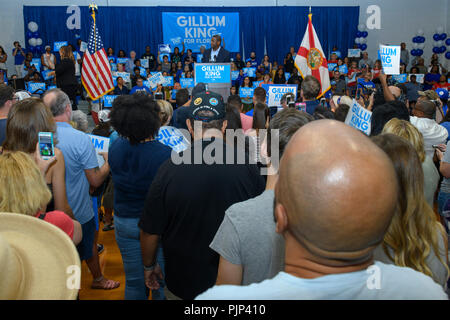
43;53;55;70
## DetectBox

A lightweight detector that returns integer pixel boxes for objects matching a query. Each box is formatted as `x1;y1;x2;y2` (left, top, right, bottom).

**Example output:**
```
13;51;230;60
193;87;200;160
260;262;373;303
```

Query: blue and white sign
197;54;203;63
285;72;291;81
80;41;87;52
239;87;254;98
162;12;240;52
148;72;165;88
194;64;231;84
140;59;149;69
116;58;129;65
408;74;425;84
163;76;174;86
102;95;118;107
348;49;361;58
392;74;407;83
331;51;341;58
88;134;110;167
345;100;372;135
139;67;146;77
261;84;298;107
156;126;190;153
243;67;256;78
328;63;337;72
115;72;130;83
107;56;116;64
143;80;152;89
159;44;171;53
27;82;46;93
53;41;68;52
110;63;117;72
253;81;263;88
379;45;401;75
339;64;348;74
47;85;57;90
42;70;54;80
112;76;117;87
231;70;240;81
31;58;41;72
180;78;194;88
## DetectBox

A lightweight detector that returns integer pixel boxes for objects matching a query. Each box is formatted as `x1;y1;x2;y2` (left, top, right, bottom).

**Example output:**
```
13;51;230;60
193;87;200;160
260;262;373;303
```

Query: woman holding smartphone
2;98;74;219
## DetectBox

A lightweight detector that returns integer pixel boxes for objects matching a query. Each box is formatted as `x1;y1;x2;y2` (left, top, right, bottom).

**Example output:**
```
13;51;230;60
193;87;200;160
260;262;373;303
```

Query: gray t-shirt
440;140;450;193
209;189;284;285
422;156;440;207
373;224;448;288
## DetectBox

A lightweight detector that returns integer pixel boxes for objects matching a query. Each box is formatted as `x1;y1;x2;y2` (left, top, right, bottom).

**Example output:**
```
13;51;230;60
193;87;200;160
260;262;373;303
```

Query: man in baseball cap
188;91;226;124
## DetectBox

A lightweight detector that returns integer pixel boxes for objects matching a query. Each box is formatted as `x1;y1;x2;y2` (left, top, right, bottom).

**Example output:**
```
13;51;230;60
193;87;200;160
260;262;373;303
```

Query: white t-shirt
196;261;447;300
74;52;81;76
410;116;448;159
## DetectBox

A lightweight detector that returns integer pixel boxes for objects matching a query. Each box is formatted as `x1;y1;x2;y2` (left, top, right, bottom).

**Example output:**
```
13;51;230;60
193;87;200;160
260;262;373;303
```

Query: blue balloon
362;31;368;38
410;50;416;56
446;52;450;60
412;37;419;43
446;38;450;46
434;34;440;41
440;33;447;40
360;44;367;51
433;47;440;54
440;46;447;53
356;31;362;38
417;49;423;56
418;37;425;43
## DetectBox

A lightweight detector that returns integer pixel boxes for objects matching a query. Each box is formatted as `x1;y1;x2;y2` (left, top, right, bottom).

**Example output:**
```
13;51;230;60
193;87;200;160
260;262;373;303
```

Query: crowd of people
0;33;450;300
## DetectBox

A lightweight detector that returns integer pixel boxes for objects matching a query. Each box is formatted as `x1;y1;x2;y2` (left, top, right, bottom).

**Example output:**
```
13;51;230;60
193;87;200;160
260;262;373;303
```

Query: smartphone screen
38;132;54;159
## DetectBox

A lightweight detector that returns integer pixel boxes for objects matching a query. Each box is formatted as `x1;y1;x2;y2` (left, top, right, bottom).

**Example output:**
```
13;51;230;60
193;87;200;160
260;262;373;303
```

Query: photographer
12;41;26;78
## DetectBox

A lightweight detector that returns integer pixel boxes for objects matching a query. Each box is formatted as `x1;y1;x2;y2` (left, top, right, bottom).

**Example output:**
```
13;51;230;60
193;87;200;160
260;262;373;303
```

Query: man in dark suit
201;35;230;63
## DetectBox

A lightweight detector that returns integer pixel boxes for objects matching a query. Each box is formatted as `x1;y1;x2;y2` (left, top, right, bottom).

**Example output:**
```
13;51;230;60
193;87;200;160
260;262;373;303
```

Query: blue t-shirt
108;137;172;218
0;118;7;146
196;261;447;300
130;85;152;95
305;100;320;115
13;48;25;65
246;58;258;68
357;79;376;94
56;122;99;224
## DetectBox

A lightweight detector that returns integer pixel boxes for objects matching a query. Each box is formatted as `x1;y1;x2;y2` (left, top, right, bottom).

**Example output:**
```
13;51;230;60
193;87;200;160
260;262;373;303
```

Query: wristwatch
143;260;157;272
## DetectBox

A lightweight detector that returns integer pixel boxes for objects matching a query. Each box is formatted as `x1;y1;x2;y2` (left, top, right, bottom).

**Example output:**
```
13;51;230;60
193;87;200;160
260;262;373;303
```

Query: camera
155;92;163;100
286;95;296;108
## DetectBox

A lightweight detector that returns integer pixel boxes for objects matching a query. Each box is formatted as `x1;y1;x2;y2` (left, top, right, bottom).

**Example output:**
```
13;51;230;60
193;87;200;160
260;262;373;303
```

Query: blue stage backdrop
23;6;359;67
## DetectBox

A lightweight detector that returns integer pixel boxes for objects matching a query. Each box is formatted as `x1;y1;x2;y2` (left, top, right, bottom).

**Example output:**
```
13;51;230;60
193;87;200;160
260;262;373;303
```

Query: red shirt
433;83;450;91
347;68;360;86
35;210;74;239
372;68;382;79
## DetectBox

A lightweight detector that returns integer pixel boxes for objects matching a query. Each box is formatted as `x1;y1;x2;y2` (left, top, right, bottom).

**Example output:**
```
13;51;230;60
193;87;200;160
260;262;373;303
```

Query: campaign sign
112;76;117;87
243;67;256;78
285;72;291;81
107;56;116;64
345;100;372;135
163;76;174;86
239;87;254;98
339;65;348;74
331;51;341;58
148;72;165;88
140;59;149;69
31;58;41;72
110;63;117;72
116;58;129;65
253;81;263;88
102;95;118;107
392;74;407;84
231;70;240;81
159;44;171;53
47;85;57;90
42;70;54;80
80;41;87;52
88;134;110;167
407;74;425;84
156;126;190;153
53;41;68;52
379;45;401;75
348;49;361;58
180;78;194;88
115;72;130;83
143;80;152;89
162;12;240;52
27;82;46;94
139;67;147;77
197;54;203;63
194;64;231;84
261;84;298;107
328;63;337;72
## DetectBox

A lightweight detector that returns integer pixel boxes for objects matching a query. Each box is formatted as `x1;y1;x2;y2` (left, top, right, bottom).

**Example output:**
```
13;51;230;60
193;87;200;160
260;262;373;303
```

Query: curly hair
110;92;161;145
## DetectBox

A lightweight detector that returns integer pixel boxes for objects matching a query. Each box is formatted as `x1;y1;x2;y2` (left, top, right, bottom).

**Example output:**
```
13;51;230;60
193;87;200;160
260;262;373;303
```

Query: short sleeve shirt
36;210;74;239
56;122;99;224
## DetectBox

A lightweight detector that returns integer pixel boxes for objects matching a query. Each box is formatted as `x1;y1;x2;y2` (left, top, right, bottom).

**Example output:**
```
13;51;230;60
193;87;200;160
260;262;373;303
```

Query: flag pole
89;4;99;85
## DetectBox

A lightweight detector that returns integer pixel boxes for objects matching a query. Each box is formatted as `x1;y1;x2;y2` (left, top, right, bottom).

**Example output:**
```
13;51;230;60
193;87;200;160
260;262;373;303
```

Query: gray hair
301;75;321;100
71;110;89;133
43;88;71;117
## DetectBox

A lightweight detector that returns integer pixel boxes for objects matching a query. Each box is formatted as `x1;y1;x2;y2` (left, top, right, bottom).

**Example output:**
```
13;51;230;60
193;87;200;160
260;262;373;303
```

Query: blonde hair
156;100;173;126
0;152;51;216
371;134;449;283
382;118;426;163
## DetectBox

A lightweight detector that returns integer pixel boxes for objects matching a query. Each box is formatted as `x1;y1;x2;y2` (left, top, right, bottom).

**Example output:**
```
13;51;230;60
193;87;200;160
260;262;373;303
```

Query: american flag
81;15;114;100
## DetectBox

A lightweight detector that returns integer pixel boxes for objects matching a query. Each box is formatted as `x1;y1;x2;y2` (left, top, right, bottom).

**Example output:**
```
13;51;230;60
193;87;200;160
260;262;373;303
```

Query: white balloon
36;38;42;46
358;24;366;32
437;40;443;47
28;38;37;46
28;21;38;33
355;38;360;44
436;26;444;34
360;37;367;44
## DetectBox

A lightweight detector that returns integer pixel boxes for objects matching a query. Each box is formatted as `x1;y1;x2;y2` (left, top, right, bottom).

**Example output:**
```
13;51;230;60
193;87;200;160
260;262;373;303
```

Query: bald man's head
275;120;398;264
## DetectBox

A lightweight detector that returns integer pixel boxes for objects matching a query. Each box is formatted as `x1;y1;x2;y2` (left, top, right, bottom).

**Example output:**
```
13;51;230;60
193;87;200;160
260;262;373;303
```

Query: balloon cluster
354;24;368;51
446;38;450;60
432;26;447;54
26;22;43;56
411;29;425;57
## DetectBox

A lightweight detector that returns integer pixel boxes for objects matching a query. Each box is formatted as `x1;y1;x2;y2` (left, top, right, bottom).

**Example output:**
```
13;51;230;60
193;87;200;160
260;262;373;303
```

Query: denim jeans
437;192;450;233
114;215;166;300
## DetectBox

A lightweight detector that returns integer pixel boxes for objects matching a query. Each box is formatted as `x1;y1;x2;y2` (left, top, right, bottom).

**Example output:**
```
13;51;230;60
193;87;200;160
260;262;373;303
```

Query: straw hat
0;213;81;300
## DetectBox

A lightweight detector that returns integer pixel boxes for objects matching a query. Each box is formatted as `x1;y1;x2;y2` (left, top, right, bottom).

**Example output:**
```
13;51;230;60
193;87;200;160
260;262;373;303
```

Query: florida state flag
294;13;331;98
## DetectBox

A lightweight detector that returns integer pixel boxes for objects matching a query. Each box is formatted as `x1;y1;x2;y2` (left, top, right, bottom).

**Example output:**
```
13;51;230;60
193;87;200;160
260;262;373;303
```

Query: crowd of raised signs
1;38;450;300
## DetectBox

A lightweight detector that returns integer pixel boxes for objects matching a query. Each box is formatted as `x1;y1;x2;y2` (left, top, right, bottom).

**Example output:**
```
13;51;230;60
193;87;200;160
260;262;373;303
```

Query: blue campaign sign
115;72;130;83
195;64;231;84
139;67;147;77
253;81;263;88
239;87;254;98
42;70;54;80
110;63;117;72
53;41;68;52
116;58;129;65
339;65;348;74
328;63;337;72
140;59;149;69
197;54;203;63
112;76;117;87
102;95;118;107
159;44;171;53
162;12;240;52
348;49;361;58
27;82;46;93
392;74;407;84
143;80;152;89
47;85;57;90
163;76;174;86
345;100;372;135
107;56;116;64
243;67;256;78
180;78;194;88
156;126;190;153
331;51;341;58
231;70;240;81
31;58;41;72
285;73;291;81
261;84;298;107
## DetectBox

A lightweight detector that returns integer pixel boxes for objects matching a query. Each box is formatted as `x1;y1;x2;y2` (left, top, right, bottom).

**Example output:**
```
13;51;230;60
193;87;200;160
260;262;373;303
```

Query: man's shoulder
226;190;274;220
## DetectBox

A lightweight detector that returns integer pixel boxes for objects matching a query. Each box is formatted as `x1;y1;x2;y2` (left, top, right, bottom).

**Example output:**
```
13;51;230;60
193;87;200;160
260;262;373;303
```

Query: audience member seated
197;120;447;300
130;78;151;95
113;76;129;95
371;133;449;288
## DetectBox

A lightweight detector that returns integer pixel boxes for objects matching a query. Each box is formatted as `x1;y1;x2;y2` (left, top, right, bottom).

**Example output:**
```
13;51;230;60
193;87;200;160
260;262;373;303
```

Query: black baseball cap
189;91;225;122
